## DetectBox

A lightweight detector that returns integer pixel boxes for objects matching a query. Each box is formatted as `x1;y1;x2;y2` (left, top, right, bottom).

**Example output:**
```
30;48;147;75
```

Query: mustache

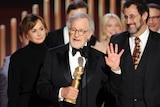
127;23;135;27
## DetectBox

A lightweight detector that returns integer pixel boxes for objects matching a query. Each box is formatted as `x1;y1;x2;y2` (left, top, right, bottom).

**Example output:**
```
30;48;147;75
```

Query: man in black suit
105;0;160;107
37;13;121;107
45;0;96;48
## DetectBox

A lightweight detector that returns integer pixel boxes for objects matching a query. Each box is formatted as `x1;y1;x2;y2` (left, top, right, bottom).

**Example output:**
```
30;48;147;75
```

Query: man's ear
87;31;94;40
142;11;148;21
19;35;23;43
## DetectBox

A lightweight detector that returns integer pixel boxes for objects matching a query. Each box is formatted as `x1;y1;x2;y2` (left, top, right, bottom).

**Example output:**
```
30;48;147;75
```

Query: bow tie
72;46;88;58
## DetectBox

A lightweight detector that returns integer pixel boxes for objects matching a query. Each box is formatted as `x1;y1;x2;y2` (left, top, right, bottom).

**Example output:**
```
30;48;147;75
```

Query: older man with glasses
36;13;121;107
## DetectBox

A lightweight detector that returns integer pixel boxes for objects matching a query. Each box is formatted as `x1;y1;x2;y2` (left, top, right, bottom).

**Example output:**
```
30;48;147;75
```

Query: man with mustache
105;0;160;107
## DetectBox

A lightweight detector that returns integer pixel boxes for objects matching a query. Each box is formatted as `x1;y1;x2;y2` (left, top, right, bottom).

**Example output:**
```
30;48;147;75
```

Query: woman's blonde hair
99;13;122;42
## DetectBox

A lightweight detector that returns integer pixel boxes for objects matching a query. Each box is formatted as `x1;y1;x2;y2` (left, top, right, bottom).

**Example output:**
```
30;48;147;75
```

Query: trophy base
64;98;76;104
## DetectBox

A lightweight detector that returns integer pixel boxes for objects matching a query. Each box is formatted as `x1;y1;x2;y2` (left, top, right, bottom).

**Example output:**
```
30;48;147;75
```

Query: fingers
110;43;114;53
105;43;124;70
107;43;124;56
107;43;114;55
115;44;118;54
107;45;110;55
115;44;124;56
62;86;79;99
119;49;124;57
108;43;118;54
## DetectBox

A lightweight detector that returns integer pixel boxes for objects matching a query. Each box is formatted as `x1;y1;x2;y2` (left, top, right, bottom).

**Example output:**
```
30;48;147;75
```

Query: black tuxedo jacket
37;44;120;107
45;27;65;48
110;30;160;107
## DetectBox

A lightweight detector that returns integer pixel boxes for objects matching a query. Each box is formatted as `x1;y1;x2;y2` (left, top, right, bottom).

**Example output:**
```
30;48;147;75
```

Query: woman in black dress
8;14;50;107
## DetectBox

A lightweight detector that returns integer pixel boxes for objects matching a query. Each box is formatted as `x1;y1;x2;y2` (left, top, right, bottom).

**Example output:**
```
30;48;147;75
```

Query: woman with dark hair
8;14;50;107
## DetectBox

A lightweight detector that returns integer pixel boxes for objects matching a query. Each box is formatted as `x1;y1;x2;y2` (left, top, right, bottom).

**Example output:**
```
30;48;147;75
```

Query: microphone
64;57;84;104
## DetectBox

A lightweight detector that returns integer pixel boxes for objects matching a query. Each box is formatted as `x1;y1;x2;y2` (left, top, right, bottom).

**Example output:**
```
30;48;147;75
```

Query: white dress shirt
68;45;86;78
58;45;86;101
129;27;150;56
63;26;69;44
112;27;150;74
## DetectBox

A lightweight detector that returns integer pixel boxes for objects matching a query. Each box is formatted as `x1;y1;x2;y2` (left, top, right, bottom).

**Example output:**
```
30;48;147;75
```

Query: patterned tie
132;37;141;69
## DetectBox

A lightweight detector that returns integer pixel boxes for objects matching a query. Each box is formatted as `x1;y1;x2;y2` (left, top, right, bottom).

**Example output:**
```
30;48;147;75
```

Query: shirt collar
139;27;149;45
130;27;150;45
63;26;69;44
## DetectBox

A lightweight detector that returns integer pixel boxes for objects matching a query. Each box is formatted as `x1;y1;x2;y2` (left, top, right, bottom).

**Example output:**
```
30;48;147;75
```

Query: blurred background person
93;13;123;54
8;14;50;107
1;23;29;78
0;23;29;107
147;3;160;33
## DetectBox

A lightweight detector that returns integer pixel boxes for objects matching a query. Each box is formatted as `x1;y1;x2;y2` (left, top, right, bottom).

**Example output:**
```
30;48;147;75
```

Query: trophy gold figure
64;57;84;104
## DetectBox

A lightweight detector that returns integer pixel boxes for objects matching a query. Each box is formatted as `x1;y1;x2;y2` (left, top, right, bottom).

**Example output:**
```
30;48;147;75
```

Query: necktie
132;37;141;69
72;46;88;58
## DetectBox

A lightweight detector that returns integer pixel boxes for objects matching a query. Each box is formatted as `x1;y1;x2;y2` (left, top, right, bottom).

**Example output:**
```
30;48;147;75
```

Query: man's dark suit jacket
45;27;96;48
45;27;65;48
37;44;120;107
110;30;160;107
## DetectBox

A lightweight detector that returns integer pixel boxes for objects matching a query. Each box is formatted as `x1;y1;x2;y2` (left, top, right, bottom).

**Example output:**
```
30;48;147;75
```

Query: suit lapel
121;35;135;73
58;44;72;84
136;32;156;72
82;48;99;88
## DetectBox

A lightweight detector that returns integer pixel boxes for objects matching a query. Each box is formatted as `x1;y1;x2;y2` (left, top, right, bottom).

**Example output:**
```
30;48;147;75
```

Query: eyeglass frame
148;16;160;21
124;14;139;21
69;27;88;36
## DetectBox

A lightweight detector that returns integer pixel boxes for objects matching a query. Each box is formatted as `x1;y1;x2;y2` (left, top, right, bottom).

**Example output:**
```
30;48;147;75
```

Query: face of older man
68;18;92;49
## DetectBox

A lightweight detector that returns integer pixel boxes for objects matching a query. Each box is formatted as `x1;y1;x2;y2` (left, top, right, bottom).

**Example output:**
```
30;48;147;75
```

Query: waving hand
105;43;124;71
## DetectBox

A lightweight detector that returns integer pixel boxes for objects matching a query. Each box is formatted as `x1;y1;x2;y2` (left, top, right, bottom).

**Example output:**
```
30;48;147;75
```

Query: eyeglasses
148;16;160;21
69;28;88;36
124;14;139;21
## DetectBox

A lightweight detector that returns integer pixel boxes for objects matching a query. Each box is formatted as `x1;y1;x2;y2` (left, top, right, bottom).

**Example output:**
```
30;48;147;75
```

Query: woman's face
26;19;47;44
105;17;122;38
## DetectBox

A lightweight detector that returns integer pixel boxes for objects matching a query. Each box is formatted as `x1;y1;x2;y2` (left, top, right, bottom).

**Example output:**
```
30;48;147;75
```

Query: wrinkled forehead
70;18;89;29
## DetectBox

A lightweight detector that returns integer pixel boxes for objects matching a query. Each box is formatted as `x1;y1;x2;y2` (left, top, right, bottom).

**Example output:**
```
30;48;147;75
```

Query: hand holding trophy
64;57;84;104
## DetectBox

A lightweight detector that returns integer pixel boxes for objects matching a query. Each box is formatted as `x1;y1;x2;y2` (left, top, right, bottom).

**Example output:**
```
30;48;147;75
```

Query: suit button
133;98;137;102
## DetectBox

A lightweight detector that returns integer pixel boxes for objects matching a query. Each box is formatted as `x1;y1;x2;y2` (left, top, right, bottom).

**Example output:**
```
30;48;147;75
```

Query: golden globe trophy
64;57;84;104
